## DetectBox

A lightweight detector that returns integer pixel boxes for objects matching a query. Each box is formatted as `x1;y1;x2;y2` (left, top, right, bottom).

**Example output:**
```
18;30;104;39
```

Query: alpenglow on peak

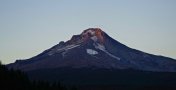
67;28;106;45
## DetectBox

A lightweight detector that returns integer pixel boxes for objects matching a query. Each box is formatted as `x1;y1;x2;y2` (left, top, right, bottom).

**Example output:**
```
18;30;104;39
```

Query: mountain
7;28;176;89
8;28;176;72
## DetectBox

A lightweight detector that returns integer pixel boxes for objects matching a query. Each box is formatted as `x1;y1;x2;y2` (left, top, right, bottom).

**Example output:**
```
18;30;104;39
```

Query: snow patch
106;52;121;60
94;43;106;51
91;36;98;42
94;43;120;60
56;44;80;51
48;44;80;56
86;49;98;55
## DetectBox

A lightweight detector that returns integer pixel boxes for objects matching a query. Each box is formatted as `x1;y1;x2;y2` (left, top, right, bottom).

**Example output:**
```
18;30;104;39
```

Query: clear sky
0;0;176;64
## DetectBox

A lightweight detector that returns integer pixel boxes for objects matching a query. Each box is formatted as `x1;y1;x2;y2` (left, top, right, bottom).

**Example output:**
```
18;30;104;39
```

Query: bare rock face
7;28;176;72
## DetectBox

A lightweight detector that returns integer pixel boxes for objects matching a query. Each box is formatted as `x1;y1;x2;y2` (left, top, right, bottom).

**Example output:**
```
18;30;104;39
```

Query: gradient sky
0;0;176;64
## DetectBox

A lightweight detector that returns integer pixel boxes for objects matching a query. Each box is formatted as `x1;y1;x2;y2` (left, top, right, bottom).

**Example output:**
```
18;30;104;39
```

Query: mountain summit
8;28;176;72
69;28;105;44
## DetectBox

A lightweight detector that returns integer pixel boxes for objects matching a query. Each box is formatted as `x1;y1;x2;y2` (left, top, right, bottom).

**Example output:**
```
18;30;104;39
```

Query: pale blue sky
0;0;176;64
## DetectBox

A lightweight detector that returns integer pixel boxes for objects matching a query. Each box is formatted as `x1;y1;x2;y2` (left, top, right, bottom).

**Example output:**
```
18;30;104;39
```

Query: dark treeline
2;60;176;90
28;67;176;90
0;62;77;90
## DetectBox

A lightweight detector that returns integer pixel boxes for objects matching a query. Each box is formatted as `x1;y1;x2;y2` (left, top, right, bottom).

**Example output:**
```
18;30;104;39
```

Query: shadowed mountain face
8;28;176;72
